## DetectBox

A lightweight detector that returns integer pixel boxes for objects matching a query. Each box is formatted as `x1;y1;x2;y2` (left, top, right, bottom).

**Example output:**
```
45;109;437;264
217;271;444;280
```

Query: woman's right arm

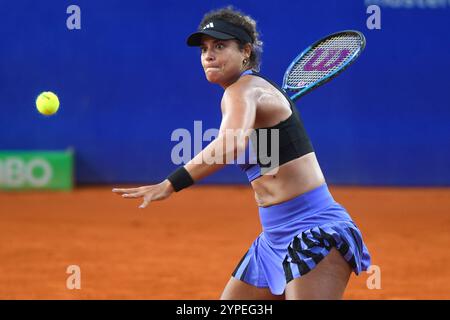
184;80;258;181
112;79;258;209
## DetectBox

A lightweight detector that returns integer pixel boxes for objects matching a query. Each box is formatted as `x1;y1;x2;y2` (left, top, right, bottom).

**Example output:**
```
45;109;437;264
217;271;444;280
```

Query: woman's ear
244;43;252;59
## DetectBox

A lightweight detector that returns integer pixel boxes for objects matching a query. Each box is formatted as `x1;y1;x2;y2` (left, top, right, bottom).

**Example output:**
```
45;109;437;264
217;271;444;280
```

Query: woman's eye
216;43;224;49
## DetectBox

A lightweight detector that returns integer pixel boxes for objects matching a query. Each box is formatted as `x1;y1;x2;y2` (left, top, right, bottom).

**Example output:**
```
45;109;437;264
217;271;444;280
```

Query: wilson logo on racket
303;48;351;72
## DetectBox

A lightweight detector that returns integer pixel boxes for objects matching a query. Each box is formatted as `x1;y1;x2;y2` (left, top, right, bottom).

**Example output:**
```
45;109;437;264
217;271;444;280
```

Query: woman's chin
205;71;223;84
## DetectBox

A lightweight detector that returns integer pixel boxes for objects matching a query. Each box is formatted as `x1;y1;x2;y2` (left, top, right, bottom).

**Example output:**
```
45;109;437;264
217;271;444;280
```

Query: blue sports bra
236;70;314;182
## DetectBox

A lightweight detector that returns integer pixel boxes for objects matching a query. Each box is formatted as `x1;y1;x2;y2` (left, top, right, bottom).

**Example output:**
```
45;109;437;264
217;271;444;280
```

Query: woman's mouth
205;66;221;72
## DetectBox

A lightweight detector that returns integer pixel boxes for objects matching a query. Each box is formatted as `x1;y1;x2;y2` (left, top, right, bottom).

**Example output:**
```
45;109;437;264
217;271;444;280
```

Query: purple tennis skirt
232;183;371;295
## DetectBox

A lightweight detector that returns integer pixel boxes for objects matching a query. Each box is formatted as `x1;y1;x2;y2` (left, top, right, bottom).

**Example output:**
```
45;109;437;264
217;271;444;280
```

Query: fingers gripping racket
282;30;366;101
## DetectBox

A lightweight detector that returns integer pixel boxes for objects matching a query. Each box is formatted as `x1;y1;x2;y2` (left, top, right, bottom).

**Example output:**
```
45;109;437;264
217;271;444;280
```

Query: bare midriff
250;152;326;207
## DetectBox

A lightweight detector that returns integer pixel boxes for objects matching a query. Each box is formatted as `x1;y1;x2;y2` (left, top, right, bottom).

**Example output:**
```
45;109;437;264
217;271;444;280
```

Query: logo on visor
203;22;215;29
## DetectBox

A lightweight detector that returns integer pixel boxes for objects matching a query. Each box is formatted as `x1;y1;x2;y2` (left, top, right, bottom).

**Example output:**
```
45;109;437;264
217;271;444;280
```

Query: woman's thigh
284;248;352;300
220;277;285;300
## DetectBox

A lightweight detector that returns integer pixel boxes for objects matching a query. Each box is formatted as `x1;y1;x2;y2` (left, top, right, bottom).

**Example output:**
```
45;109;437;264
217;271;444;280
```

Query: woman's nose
204;50;215;61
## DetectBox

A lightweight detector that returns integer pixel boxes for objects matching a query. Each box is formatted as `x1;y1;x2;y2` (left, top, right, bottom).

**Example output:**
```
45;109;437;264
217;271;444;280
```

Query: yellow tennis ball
36;91;60;115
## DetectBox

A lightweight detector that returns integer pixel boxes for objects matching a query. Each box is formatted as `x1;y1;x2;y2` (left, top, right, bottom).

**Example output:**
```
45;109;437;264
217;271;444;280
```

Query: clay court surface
1;185;449;299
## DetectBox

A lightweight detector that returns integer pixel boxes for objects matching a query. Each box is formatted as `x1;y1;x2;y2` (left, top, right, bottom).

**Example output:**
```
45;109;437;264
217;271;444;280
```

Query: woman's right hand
112;179;175;209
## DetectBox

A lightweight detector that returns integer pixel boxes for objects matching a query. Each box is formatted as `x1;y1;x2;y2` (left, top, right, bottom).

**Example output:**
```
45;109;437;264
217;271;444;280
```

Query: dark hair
198;6;263;71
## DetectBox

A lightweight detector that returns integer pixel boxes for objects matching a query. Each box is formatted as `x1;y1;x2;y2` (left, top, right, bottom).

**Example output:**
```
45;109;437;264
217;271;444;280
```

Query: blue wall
1;0;449;185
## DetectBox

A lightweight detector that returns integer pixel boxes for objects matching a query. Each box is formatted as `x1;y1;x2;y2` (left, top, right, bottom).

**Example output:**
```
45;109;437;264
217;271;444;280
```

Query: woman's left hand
112;179;174;209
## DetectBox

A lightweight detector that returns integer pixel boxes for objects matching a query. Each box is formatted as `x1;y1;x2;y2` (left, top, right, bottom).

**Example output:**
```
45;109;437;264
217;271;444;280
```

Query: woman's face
200;35;250;88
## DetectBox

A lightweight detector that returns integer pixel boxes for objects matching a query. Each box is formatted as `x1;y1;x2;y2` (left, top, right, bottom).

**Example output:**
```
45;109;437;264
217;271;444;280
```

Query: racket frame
282;30;366;101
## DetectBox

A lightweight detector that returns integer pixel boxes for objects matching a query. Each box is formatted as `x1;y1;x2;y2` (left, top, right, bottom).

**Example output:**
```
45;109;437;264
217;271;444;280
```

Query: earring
243;58;248;66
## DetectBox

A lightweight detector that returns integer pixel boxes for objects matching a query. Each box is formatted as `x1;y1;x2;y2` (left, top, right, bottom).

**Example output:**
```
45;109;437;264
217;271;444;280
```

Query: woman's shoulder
225;72;267;98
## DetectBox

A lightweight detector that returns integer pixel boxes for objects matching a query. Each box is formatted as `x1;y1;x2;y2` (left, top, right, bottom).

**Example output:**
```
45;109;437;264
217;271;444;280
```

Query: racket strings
286;34;362;89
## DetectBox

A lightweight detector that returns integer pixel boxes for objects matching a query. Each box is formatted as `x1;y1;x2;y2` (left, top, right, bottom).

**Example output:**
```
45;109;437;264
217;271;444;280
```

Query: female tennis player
113;7;371;300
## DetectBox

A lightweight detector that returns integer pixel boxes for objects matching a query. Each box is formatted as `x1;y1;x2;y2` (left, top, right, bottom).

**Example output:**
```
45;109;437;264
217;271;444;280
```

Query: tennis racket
282;30;366;101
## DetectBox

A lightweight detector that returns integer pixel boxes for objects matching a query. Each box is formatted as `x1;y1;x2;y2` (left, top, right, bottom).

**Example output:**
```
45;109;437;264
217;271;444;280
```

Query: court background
0;0;449;299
